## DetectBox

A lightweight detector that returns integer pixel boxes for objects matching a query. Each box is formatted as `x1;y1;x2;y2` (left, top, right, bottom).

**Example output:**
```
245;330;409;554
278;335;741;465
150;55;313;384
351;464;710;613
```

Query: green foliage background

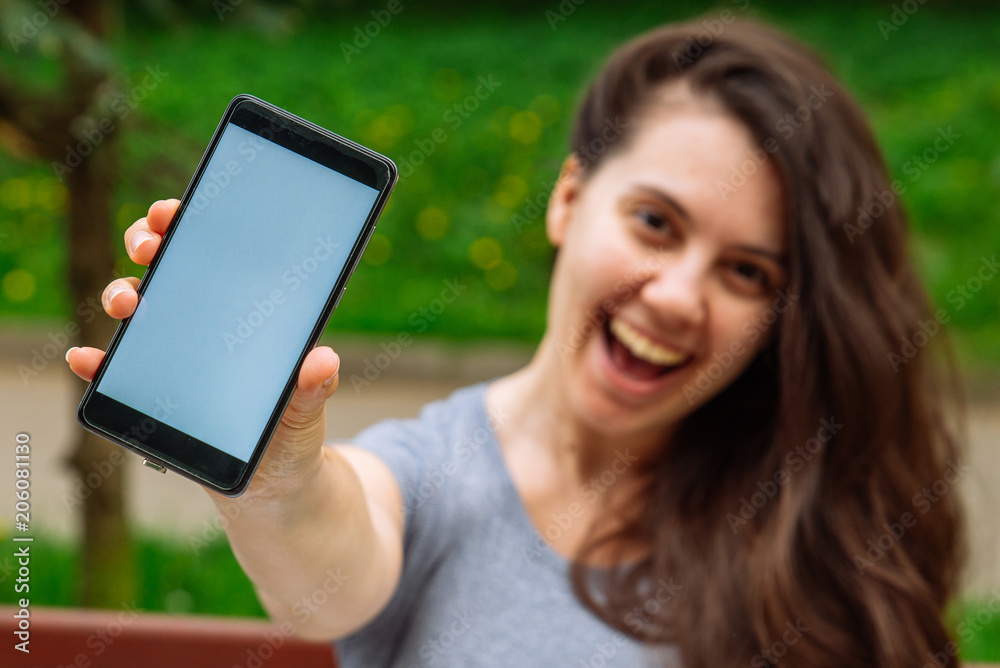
0;1;997;366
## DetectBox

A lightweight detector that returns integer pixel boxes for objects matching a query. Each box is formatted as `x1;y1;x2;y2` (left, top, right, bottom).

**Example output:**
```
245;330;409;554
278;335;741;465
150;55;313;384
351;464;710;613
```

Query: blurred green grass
0;532;996;660
0;1;997;366
0;533;264;618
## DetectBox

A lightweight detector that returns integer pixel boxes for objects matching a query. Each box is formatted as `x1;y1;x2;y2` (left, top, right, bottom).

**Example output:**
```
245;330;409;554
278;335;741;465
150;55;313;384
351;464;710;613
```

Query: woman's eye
731;262;768;287
634;209;669;232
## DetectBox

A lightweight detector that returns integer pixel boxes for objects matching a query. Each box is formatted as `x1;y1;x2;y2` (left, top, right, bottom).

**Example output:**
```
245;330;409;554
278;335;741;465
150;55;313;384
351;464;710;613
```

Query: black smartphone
77;94;397;495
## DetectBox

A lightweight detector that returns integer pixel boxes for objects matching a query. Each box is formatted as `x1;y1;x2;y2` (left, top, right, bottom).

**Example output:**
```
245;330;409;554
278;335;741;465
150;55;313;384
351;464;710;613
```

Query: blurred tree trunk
66;123;133;608
0;0;133;607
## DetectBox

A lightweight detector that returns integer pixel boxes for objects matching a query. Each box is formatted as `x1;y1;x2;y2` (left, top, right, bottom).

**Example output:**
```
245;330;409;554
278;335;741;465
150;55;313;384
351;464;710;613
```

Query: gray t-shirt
333;381;679;667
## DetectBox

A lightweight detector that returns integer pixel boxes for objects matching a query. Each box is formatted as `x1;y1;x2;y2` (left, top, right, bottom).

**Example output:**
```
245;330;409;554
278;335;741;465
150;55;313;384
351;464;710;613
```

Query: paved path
0;327;996;597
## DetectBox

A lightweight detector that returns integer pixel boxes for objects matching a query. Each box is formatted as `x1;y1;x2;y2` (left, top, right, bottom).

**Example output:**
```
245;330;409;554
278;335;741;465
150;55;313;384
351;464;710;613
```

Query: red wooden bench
2;605;996;666
0;605;338;667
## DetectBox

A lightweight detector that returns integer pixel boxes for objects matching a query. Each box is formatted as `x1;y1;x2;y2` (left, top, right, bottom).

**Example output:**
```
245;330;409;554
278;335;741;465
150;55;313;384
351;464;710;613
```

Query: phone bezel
77;94;397;496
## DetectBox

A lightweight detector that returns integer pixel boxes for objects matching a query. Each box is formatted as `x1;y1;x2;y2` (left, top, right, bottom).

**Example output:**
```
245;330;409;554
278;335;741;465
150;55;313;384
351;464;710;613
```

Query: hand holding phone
68;198;342;496
71;95;397;495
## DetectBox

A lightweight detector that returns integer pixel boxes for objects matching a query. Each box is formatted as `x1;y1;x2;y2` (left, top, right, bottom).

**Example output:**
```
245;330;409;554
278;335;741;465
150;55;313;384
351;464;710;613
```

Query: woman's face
545;91;788;441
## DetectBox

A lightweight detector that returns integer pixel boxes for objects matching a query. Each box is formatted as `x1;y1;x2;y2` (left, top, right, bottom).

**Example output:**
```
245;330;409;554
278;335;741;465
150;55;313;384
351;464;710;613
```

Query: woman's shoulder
331;379;506;523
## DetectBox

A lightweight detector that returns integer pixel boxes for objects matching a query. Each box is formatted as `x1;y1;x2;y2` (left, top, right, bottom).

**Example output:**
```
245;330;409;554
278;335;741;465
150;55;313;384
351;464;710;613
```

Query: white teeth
609;318;688;367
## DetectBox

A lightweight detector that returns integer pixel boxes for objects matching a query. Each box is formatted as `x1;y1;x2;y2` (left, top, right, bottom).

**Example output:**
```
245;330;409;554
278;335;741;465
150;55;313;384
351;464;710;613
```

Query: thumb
268;346;340;464
282;346;341;426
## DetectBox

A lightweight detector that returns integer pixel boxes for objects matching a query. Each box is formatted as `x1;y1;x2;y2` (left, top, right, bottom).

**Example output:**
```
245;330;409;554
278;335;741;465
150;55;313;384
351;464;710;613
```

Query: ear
546;154;585;248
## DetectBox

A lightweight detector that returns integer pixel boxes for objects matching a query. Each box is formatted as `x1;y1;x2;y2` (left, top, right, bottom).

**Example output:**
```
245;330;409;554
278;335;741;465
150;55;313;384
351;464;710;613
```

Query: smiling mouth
604;316;691;382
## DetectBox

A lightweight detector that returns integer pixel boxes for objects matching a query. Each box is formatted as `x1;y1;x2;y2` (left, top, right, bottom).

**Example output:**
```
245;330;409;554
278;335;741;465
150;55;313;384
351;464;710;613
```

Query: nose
635;251;707;333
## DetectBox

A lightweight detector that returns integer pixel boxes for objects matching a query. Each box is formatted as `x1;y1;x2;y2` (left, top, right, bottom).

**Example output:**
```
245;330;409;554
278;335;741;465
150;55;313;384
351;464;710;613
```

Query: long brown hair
568;19;965;667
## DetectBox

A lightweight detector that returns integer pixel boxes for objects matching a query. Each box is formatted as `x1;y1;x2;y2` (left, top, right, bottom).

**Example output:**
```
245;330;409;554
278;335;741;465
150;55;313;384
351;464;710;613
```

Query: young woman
68;18;964;668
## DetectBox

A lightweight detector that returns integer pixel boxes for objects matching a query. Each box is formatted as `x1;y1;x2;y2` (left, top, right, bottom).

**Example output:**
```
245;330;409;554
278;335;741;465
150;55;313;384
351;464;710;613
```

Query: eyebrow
633;185;692;223
631;184;786;265
732;245;787;265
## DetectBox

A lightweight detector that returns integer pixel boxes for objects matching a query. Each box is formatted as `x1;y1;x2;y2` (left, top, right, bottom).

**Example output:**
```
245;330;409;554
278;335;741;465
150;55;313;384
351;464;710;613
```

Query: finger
124;218;161;266
65;346;105;382
282;346;340;426
146;199;180;235
102;277;141;319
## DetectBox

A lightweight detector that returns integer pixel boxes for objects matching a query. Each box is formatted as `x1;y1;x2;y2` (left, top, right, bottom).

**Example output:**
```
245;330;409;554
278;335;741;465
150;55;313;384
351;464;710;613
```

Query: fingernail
128;230;155;255
104;284;128;309
322;371;338;388
65;346;78;363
